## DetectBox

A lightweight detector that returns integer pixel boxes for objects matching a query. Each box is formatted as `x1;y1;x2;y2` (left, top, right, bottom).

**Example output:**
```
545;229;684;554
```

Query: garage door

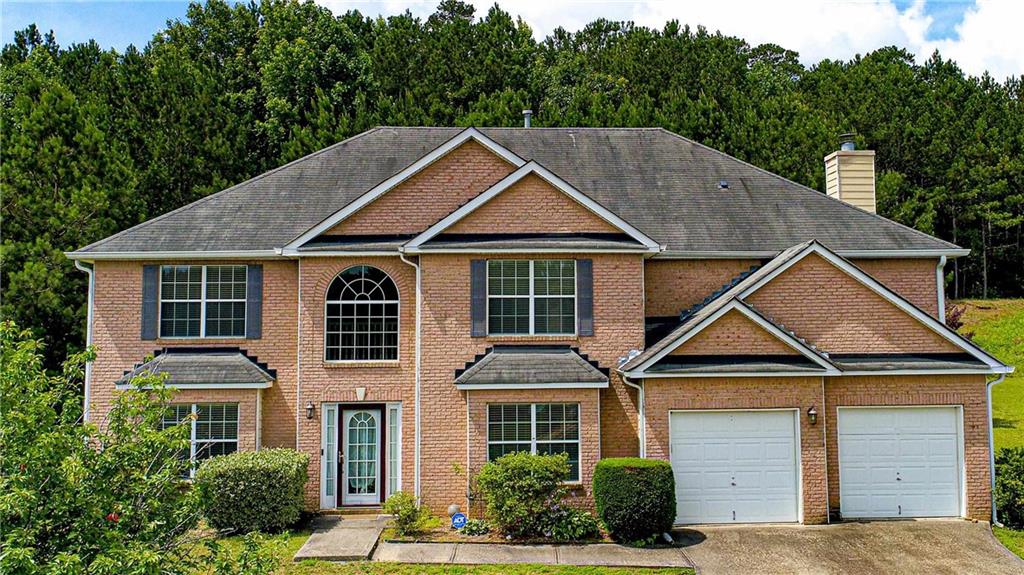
670;410;800;524
838;407;962;518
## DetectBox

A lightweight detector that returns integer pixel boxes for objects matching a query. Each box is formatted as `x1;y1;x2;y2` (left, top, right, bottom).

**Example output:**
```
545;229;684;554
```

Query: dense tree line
2;0;1022;368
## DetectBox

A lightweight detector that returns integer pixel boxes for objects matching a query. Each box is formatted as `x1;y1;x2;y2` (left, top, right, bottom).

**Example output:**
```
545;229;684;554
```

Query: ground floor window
162;403;239;476
486;403;580;482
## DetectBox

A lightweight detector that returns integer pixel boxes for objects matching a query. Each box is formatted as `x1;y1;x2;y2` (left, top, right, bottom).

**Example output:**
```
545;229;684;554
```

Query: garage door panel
670;410;800;524
838;407;961;519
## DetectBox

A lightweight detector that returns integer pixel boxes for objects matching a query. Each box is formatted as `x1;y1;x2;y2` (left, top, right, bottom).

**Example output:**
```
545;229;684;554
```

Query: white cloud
319;0;1022;80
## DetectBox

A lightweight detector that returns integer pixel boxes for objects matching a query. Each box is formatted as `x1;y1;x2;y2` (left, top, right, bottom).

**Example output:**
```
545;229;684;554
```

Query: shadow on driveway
673;519;1023;575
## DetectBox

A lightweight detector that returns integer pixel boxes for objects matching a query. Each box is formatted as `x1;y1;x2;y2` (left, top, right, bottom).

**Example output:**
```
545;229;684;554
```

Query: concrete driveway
674;520;1023;575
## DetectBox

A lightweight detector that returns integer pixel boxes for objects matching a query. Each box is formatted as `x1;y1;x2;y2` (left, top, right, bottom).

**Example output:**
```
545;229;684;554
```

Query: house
67;126;1013;525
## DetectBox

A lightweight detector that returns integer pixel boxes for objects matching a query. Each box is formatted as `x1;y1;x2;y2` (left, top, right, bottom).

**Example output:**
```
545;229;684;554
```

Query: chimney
824;134;876;213
522;109;532;128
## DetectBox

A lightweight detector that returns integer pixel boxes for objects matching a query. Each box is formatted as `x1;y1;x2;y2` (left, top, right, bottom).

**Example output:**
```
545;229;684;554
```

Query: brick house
68;127;1012;525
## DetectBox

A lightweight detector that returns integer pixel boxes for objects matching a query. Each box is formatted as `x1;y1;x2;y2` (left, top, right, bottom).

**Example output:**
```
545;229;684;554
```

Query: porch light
807;406;818;425
306;402;315;419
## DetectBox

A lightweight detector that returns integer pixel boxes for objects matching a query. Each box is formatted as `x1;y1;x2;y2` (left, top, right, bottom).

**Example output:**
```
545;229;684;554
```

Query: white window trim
486;403;581;483
158;265;247;339
486;260;577;337
165;402;240;478
322;266;401;363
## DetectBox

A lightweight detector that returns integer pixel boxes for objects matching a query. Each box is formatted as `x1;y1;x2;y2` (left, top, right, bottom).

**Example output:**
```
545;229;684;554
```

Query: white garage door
838;406;962;519
670;410;800;524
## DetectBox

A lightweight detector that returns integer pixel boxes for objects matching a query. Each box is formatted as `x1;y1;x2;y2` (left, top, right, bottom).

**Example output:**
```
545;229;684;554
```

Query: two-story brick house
68;127;1012;525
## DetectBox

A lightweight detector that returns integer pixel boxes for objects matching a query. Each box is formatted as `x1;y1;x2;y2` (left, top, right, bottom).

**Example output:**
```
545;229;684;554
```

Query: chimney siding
824;149;876;213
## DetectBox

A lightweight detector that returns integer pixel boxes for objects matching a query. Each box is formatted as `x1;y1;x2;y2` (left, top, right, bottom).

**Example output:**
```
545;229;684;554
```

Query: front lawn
994;527;1024;560
202;530;693;574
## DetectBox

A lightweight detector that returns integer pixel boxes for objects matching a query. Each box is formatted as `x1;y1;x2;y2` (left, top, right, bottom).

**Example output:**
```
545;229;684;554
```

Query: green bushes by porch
195;448;309;534
593;458;675;543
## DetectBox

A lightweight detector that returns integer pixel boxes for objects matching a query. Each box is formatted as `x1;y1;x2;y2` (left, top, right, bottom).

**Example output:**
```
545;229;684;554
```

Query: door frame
835;405;965;519
320;402;395;509
340;405;385;506
667;407;803;524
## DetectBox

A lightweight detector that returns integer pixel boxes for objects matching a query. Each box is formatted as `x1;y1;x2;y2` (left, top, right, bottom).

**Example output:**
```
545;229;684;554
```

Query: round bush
475;451;568;538
996;447;1024;528
194;448;309;534
592;458;675;542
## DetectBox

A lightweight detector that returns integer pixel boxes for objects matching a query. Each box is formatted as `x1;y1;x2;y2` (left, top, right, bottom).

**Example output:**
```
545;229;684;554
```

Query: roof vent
718;180;729;190
522;109;532;128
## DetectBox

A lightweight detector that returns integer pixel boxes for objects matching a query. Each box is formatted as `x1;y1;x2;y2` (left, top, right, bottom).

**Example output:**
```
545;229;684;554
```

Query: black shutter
577;259;594;336
141;265;159;340
471;259;487;336
246;264;263;339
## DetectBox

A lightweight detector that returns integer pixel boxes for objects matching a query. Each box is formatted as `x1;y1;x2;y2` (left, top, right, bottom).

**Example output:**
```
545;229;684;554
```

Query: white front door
670;410;800;524
838;406;962;519
342;408;381;505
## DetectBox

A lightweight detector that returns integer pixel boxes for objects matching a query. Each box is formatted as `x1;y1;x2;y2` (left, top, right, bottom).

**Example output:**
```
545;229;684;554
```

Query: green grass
956;300;1024;561
955;299;1024;450
206;530;693;574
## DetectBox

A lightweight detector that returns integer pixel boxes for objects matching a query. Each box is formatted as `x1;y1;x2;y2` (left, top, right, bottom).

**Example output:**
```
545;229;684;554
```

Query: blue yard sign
451;512;467;529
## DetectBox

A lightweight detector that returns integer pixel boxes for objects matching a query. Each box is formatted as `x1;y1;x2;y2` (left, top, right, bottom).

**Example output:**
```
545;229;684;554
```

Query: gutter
399;252;422;500
621;375;645;458
936;255;947;323
74;261;95;422
989;373;1007;525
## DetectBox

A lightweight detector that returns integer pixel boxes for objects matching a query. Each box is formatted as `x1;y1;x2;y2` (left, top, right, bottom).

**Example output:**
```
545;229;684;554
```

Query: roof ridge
74;128;384;253
654;128;960;250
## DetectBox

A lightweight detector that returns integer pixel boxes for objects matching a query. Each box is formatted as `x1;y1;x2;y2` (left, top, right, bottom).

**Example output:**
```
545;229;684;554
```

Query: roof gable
666;308;802;357
405;160;661;252
282;128;525;254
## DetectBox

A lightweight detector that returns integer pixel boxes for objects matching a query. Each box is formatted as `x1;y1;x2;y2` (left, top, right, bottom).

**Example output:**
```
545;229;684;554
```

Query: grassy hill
955;299;1024;450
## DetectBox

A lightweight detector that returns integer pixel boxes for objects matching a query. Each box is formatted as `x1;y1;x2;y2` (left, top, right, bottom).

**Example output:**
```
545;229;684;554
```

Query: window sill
323;360;401;369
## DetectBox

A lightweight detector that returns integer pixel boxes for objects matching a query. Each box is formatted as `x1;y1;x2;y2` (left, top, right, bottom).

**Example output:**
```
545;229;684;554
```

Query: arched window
325;266;399;361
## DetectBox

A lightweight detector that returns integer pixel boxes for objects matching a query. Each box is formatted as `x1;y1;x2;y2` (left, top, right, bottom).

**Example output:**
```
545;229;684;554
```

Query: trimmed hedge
194;448;309;534
592;458;675;542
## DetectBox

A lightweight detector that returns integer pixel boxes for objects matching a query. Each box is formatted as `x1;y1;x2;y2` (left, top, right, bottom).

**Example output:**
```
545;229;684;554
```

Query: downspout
74;261;95;422
936;255;947;323
399;252;422;500
988;373;1007;525
622;375;645;458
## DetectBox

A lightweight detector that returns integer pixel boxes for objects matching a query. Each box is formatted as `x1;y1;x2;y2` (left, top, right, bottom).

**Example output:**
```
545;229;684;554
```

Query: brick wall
465;388;602;516
327;140;515;235
644;259;762;317
851;258;939;317
668;309;799;356
746;253;960;354
89;260;298;448
824;374;991;521
295;256;417;509
445;173;620;235
643;377;828;524
417;252;645;514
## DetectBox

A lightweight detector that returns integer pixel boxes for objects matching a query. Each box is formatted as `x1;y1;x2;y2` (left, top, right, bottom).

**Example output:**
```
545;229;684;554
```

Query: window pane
160;302;200;337
535;297;575;334
205;265;247;301
488;297;529;335
325;266;399;361
537;442;580;482
487;260;529;296
533;260;575;296
206;301;246;337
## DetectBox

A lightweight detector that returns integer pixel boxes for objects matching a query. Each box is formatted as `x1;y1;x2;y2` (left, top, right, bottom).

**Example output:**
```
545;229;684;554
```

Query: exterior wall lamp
807;406;818;425
305;402;315;420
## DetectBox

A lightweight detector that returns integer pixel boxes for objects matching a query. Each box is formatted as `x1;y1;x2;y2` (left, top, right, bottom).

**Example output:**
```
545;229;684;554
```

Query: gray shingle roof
454;345;609;388
646;355;826;375
829;353;989;372
115;348;275;387
72;127;961;256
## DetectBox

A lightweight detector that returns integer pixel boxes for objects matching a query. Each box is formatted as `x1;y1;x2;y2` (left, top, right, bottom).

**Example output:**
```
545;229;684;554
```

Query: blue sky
2;1;1019;79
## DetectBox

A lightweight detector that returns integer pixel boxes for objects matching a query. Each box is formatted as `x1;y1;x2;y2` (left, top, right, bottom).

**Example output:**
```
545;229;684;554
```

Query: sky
1;0;1021;81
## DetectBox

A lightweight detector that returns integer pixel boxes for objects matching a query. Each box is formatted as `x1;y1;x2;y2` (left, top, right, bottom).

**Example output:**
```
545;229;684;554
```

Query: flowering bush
475;451;569;538
547;505;601;542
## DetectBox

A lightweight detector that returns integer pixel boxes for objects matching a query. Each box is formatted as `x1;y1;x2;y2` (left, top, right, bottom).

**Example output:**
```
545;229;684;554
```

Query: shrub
195;448;309;534
475;451;569;538
460;518;491;536
593;458;675;542
548;506;601;542
383;491;431;536
996;447;1024;528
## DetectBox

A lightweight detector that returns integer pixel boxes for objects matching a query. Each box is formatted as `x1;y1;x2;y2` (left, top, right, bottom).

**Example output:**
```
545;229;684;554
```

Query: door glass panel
325;407;336;498
347;411;378;495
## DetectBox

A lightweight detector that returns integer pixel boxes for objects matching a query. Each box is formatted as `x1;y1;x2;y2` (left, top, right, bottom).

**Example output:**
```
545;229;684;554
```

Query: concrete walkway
373;540;694;568
675;519;1024;575
293;515;387;562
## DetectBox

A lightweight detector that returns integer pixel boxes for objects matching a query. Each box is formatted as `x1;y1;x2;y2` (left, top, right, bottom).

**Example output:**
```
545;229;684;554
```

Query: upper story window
487;260;576;335
325;265;399;362
159;265;246;338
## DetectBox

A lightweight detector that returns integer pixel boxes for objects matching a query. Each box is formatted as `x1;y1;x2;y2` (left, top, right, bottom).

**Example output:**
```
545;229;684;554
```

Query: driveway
674;520;1023;575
